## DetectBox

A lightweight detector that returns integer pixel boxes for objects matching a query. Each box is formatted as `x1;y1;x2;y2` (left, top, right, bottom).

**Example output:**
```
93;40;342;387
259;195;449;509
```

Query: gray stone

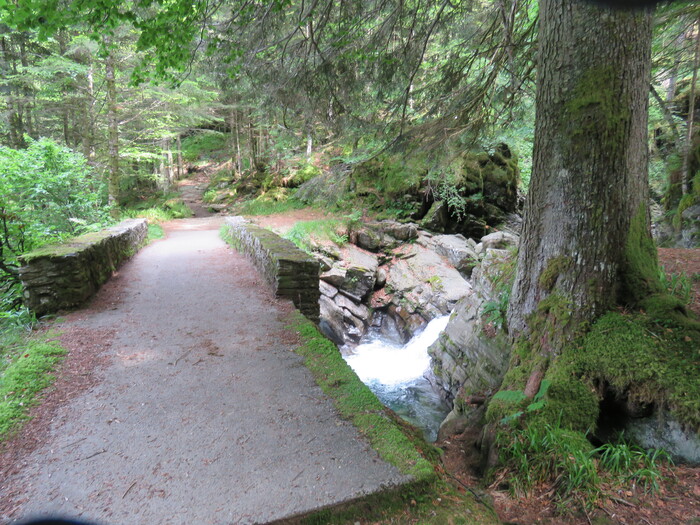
627;412;700;465
428;289;510;403
337;245;379;299
335;292;371;321
319;295;347;345
479;230;519;250
426;234;479;274
319;280;338;299
320;267;347;287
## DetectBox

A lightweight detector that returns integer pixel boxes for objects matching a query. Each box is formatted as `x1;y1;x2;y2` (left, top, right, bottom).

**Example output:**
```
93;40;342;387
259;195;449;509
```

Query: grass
496;423;671;510
233;195;306;216
283;219;348;252
659;266;692;305
0;324;67;439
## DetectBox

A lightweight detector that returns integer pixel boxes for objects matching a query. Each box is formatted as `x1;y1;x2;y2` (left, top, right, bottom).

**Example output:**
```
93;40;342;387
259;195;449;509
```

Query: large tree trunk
506;2;657;358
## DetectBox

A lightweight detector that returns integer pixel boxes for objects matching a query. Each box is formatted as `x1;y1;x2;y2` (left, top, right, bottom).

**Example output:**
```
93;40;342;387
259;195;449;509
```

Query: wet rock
428;292;510;403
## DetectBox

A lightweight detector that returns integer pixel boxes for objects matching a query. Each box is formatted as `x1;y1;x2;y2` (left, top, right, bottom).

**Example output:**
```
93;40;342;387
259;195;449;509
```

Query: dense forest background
2;1;699;314
2;1;700;519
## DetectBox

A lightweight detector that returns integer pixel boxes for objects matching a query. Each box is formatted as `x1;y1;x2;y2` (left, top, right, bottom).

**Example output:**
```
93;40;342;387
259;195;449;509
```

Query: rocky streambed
305;218;518;440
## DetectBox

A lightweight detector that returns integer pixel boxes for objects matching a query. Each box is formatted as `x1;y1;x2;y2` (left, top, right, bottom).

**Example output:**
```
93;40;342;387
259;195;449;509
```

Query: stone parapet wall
224;216;320;323
19;219;148;315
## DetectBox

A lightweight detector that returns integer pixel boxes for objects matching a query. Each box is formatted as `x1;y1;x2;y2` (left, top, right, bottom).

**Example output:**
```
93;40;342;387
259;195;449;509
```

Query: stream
342;315;452;442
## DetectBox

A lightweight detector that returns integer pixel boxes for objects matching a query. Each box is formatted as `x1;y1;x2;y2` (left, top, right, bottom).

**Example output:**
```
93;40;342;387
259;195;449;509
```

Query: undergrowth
496;423;671;510
233;196;306;216
283;219;348;253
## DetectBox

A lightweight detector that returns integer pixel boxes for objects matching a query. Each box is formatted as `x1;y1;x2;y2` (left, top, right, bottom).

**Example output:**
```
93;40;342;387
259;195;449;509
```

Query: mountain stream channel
341;315;452;442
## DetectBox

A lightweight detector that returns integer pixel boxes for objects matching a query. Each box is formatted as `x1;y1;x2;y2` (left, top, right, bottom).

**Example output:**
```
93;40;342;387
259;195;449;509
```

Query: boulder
387;246;471;308
477;231;519;253
320;266;346;288
351;220;419;252
336;245;379;299
627;411;700;465
428;293;510;403
319;295;347;345
421;233;479;275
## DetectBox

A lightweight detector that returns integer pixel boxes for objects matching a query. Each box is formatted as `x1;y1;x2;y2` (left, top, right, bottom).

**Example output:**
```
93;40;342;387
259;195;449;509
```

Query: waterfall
343;315;451;442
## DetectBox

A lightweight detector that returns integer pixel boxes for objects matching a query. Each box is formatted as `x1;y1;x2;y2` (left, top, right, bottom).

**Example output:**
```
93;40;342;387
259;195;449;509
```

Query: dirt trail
0;217;409;524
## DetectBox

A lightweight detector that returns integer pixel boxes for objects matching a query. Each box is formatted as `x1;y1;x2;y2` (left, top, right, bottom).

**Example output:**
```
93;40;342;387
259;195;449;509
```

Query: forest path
0;217;409;524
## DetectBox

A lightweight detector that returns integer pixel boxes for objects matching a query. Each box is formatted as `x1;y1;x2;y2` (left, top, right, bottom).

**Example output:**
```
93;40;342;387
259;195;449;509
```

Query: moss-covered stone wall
224;216;320;323
19;219;148;316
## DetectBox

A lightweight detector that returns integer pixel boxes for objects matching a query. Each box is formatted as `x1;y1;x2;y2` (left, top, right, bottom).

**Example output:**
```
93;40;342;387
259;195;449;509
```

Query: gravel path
0;217;409;524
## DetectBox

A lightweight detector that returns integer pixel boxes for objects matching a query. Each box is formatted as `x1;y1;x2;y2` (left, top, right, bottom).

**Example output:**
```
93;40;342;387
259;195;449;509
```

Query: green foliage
181;131;228;162
234;196;306;216
283;219;348;253
497;423;668;509
492;380;551;424
658;266;692;305
0;139;110;308
0;328;67;439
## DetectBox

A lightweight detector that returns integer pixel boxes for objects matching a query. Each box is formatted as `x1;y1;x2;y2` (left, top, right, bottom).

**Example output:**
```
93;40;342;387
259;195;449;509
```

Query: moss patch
620;204;664;305
489;310;700;434
0;331;67;439
538;255;573;292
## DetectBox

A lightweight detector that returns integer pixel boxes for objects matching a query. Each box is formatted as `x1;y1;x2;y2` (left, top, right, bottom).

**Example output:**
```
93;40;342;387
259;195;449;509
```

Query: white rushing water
343;315;452;441
345;315;451;384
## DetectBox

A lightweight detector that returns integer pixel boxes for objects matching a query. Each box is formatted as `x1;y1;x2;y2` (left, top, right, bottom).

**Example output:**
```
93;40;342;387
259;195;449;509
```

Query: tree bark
681;17;700;195
105;45;120;211
506;2;656;355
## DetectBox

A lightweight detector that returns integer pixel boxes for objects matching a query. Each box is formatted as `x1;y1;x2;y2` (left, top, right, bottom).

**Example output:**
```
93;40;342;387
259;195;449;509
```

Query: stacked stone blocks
19;219;148;315
224;216;320;323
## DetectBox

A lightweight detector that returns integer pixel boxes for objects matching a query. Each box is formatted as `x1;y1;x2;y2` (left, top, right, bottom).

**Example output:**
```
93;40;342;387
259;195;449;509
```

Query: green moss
0;331;67;439
566;312;699;430
21;231;112;260
639;293;700;331
491;308;700;434
538;255;573;292
531;292;574;346
566;65;630;156
620;204;663;305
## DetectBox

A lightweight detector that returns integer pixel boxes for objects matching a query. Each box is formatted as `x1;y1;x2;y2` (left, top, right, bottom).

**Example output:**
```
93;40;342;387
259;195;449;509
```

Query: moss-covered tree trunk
506;2;658;367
